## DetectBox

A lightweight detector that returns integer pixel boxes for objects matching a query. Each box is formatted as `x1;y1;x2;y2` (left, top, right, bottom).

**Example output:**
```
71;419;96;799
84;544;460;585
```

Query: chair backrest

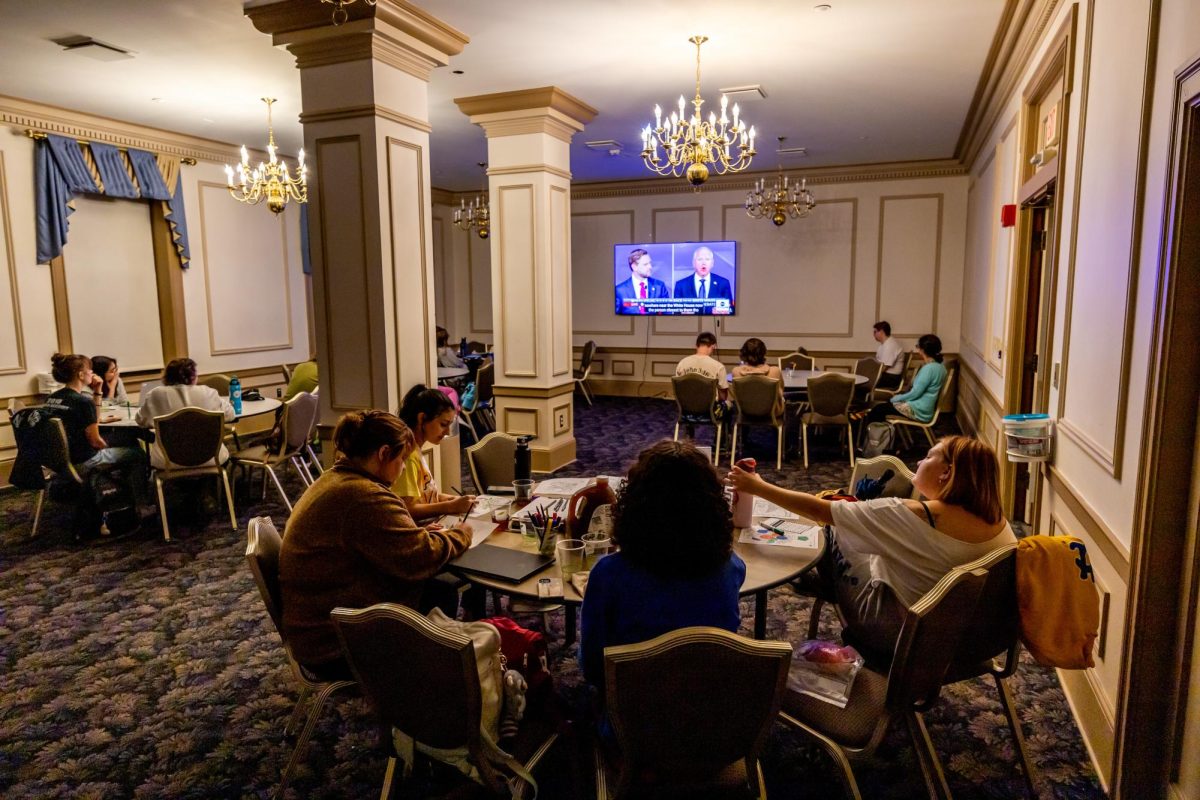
332;604;482;752
579;340;598;374
7;397;26;415
778;352;815;372
897;351;917;390
936;366;957;413
15;411;81;482
281;391;319;452
805;372;856;417
885;565;989;713
731;375;782;423
465;431;518;493
947;544;1020;673
245;516;285;633
154;407;226;468
466;340;488;355
197;374;231;396
849;455;918;499
280;364;293;383
672;374;719;419
604;627;792;786
475;361;495;404
854;357;884;393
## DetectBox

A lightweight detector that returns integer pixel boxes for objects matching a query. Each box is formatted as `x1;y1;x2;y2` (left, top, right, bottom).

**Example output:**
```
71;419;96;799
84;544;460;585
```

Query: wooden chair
596;627;792;799
152;407;238;541
887;368;956;448
872;350;915;402
244;517;357;798
574;340;598;406
671;373;723;461
465;431;518;494
331;603;562;799
231;391;320;511
197;373;231;396
800;373;857;470
778;563;989;800
729;375;785;469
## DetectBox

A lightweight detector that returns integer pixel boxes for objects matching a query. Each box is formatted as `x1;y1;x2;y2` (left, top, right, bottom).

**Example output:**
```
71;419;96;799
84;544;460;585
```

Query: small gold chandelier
641;35;756;187
745;139;815;226
225;98;308;215
321;0;375;26
454;163;490;239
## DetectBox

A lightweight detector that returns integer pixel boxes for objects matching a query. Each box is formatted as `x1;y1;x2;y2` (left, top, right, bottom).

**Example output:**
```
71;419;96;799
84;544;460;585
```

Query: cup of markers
517;506;565;556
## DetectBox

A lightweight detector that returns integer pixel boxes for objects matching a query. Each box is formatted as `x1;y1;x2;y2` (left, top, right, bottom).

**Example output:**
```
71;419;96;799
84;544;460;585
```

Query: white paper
509;495;565;524
738;522;821;549
531;477;591;497
752;496;800;519
440;515;495;549
470;495;511;515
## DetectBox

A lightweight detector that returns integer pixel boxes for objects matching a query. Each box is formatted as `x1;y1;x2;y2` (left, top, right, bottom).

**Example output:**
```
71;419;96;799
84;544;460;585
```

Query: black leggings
864;401;898;425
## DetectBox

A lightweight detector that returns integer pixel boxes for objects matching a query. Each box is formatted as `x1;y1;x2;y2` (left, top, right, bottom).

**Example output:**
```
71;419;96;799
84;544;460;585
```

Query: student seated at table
580;440;746;690
136;358;234;469
731;337;784;416
90;355;128;404
675;331;729;403
44;353;148;503
283;356;318;401
864;333;947;426
727;435;1014;658
394;384;476;522
280;410;472;680
436;325;466;369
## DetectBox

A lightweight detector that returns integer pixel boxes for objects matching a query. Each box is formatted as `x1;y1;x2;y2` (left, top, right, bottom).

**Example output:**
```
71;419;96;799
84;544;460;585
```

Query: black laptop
449;544;554;584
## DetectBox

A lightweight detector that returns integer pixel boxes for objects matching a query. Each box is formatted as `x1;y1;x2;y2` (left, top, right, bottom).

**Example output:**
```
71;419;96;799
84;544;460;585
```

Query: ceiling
0;0;1006;191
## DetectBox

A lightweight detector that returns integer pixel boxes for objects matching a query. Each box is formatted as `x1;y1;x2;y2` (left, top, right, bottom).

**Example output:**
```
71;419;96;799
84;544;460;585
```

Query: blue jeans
77;446;149;506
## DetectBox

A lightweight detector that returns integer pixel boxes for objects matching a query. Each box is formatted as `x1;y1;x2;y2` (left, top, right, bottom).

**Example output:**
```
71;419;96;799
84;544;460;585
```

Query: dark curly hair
611;439;733;579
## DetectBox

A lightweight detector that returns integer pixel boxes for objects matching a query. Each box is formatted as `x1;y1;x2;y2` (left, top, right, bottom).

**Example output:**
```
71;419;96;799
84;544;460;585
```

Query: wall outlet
276;387;283;398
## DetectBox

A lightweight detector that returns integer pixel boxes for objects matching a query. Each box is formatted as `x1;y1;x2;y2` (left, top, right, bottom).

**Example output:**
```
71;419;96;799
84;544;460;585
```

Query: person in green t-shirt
284;359;318;401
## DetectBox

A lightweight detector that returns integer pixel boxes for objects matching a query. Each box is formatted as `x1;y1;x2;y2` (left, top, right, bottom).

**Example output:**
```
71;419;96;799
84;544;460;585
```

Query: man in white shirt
675;331;729;402
614;248;669;313
136;358;236;469
873;321;906;390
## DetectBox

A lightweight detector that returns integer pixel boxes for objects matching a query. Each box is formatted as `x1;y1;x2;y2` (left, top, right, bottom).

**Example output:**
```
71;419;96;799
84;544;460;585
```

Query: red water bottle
731;457;756;528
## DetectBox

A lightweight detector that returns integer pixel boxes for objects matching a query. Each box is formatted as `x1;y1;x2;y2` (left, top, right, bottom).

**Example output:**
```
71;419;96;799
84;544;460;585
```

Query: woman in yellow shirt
394;384;476;522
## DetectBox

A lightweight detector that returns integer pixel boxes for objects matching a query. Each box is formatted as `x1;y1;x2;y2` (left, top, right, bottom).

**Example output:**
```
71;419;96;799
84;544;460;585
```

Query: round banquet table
450;515;824;643
97;397;282;428
437;366;469;381
727;370;868;389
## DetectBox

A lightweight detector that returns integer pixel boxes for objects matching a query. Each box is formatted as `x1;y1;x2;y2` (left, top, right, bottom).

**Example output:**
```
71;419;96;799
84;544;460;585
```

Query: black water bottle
459;337;468;358
514;436;532;482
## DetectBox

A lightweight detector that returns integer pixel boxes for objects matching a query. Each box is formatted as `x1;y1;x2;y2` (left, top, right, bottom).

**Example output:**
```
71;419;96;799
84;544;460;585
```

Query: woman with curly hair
731;336;784;415
580;439;745;687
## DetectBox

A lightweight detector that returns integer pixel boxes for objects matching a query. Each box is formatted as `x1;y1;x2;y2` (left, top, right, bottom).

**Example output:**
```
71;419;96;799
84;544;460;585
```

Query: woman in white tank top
727;435;1015;657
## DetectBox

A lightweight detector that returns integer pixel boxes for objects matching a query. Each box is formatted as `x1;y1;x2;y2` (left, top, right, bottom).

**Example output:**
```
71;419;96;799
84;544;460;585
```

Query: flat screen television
613;240;737;316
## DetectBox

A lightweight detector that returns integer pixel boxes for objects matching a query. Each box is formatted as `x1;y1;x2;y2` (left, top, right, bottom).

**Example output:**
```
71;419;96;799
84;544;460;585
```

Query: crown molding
299;103;432;133
956;0;1064;167
0;94;244;164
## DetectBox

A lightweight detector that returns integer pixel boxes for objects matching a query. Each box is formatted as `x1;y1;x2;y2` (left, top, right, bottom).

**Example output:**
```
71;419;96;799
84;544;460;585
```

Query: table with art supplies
445;477;824;642
96;397;281;427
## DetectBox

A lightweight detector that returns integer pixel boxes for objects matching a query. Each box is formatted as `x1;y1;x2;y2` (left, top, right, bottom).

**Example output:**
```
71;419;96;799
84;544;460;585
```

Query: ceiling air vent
584;139;624;156
777;146;809;157
51;35;135;61
718;85;767;101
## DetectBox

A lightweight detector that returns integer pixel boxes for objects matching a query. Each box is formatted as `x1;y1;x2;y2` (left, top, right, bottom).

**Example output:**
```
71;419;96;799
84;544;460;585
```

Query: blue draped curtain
35;134;192;268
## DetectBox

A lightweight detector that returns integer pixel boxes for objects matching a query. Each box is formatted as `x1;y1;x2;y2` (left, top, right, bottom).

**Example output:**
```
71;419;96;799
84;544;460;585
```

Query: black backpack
89;468;139;537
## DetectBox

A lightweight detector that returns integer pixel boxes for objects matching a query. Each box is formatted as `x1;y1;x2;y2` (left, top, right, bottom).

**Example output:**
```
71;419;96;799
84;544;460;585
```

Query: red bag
483;616;551;695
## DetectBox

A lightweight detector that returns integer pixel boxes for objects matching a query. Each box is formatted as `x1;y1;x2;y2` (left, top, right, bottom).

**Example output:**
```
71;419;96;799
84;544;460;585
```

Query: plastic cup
556;538;586;582
581;533;612;569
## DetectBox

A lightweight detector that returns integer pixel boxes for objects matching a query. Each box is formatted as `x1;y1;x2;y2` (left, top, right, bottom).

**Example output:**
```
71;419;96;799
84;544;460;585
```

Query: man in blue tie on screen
615;248;670;314
673;245;733;314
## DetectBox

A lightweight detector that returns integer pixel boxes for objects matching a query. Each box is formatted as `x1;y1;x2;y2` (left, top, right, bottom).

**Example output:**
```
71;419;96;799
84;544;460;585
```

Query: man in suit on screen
615;248;670;314
672;245;733;314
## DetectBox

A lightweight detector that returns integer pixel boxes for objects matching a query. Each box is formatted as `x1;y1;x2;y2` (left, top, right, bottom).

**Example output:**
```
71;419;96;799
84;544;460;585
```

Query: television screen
613;240;737;316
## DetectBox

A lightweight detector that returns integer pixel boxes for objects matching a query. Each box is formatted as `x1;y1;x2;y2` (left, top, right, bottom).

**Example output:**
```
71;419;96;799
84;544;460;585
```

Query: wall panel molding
876;194;943;337
385;137;434;392
497;184;538;377
570;210;635;336
0;152;25;375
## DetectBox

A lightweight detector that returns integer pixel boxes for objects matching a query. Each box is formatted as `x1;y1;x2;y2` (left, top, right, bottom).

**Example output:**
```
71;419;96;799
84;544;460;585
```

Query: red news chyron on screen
613;240;738;316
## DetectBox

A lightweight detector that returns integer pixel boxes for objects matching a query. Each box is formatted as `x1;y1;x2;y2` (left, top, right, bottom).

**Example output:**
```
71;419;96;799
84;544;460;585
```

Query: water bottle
514;436;532;482
230;375;243;416
459;337;469;359
731;457;756;528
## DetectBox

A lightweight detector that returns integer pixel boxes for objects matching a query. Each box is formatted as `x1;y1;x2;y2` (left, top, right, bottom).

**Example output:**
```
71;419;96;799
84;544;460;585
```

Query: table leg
565;605;577;645
754;590;768;639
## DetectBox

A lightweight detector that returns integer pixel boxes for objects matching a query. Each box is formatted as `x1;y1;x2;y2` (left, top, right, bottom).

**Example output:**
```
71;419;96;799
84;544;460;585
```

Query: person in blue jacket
866;333;948;425
580;439;745;692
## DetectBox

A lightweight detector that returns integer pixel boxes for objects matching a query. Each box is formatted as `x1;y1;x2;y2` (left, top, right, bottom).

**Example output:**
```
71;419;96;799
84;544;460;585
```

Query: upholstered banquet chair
197;373;231;396
886;368;956;448
872;350;916;403
800;373;857;470
231;391;319;511
244;517;357;798
596;627;792;799
851;357;884;409
152;407;238;541
778;564;989;800
672;373;723;460
575;340;598;406
729;374;784;469
10;411;84;538
464;431;517;494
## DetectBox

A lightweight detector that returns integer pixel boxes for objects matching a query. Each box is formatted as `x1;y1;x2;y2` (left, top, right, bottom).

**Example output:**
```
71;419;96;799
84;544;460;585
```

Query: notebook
449;544;554;584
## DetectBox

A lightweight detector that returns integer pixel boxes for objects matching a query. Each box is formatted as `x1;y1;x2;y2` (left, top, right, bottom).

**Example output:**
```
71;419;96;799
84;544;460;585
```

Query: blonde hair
934;435;1002;524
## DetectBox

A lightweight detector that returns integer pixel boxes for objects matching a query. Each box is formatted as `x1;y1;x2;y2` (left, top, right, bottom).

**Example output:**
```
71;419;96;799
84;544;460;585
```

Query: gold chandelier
641;35;756;187
321;0;375;26
225;98;308;215
745;140;815;226
454;163;490;239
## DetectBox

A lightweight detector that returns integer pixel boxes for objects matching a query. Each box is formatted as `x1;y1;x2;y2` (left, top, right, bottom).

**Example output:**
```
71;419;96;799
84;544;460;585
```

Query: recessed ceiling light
151;97;164;103
814;4;832;11
452;69;464;75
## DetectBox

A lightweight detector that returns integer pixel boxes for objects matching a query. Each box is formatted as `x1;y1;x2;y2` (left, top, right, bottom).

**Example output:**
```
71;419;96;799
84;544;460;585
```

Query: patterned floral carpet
0;396;1106;799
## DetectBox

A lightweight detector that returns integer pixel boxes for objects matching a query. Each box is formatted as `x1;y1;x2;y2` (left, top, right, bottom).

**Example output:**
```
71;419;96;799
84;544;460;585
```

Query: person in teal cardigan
866;334;947;424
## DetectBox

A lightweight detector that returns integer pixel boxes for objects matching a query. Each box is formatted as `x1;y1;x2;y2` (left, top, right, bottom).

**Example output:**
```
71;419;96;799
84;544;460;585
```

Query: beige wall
435;169;968;390
0;99;313;481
